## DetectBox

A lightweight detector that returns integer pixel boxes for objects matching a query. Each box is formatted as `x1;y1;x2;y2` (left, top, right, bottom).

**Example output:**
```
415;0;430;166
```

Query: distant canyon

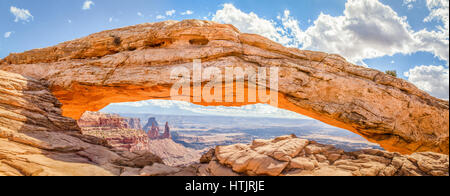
76;110;385;167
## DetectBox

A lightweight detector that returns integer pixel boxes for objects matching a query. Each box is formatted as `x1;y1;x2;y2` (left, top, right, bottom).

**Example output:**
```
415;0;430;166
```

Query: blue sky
1;0;449;117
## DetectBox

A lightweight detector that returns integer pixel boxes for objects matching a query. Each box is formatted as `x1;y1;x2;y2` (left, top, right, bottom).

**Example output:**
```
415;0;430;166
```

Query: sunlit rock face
0;19;448;155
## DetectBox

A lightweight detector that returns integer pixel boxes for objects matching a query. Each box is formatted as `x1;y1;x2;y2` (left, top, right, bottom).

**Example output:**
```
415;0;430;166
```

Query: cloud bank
212;0;449;99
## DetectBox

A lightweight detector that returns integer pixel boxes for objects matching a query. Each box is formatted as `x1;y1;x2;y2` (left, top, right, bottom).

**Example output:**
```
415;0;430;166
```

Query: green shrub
385;70;397;77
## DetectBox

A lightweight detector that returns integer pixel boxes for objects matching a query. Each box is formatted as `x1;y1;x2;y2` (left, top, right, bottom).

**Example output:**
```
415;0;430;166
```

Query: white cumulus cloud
403;0;417;9
212;4;293;46
212;1;449;99
4;32;12;38
404;65;449;99
108;17;118;23
212;1;449;65
301;0;421;64
10;6;33;23
166;10;176;16
424;0;449;36
82;1;94;10
181;10;194;15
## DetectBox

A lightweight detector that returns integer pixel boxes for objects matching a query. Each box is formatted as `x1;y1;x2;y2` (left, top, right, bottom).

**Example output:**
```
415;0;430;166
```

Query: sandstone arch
1;20;448;155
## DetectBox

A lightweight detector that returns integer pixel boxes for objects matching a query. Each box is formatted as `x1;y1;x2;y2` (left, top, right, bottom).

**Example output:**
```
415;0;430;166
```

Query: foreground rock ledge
198;135;449;176
0;19;448;155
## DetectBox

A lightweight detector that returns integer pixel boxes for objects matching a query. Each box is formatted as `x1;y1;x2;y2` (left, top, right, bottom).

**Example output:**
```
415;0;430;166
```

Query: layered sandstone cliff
78;111;150;152
197;135;449;176
0;20;447;155
77;112;195;165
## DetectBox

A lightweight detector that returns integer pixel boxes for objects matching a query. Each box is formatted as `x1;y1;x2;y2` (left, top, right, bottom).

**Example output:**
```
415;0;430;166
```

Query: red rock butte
0;20;448;155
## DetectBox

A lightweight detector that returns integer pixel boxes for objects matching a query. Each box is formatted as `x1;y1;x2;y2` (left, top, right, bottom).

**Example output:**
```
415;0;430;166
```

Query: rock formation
144;118;172;140
143;117;158;133
0;20;447;155
147;122;160;140
0;70;163;176
78;111;142;130
198;135;449;176
127;118;142;130
162;122;171;139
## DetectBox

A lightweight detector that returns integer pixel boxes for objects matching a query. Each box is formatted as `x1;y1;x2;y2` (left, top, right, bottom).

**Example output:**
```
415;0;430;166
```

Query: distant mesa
163;122;172;139
143;117;159;132
128;118;143;130
145;117;171;140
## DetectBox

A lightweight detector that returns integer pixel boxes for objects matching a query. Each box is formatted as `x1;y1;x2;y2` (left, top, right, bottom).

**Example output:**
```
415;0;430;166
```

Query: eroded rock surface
200;135;449;176
0;20;447;154
0;70;163;176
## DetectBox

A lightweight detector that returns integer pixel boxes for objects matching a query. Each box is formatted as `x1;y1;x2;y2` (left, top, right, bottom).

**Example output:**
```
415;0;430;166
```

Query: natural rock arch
1;20;448;155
